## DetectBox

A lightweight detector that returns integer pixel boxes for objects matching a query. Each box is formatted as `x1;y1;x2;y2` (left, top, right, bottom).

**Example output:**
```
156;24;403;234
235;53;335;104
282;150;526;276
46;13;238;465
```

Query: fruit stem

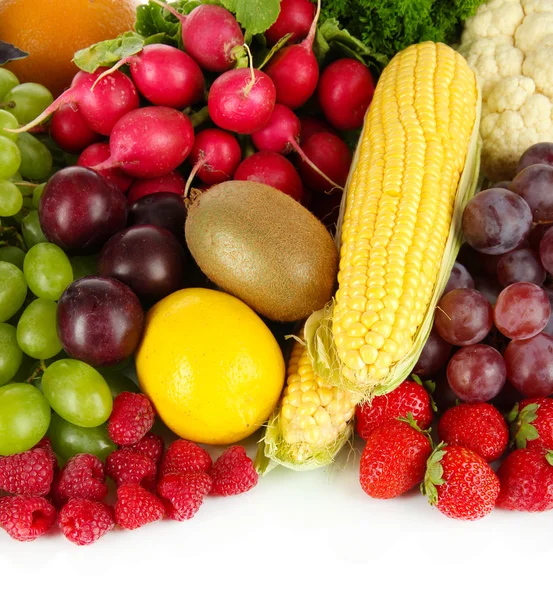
189;105;210;128
184;160;204;198
5;88;75;134
91;57;133;91
290;139;344;193
243;44;256;97
304;0;321;49
149;0;187;24
0;101;16;109
26;360;47;384
12;181;39;188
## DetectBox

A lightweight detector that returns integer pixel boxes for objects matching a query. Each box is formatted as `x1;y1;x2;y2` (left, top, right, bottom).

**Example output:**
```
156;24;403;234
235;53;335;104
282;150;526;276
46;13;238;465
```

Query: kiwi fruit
185;181;338;322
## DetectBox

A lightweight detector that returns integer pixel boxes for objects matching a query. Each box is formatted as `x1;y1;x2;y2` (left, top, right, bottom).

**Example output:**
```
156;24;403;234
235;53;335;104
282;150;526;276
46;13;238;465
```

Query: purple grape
443;262;474;296
447;344;506;403
462;188;532;255
504;333;553;397
57;276;144;367
496;248;546;287
39;166;127;253
494;282;550;340
510;164;553;224
127;192;187;243
98;225;187;304
517;142;553;172
413;327;452;377
539;226;553;276
543;288;553;337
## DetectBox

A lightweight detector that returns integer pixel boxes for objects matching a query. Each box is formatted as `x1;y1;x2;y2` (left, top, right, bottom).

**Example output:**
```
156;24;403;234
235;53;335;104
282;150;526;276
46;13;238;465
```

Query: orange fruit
0;0;140;98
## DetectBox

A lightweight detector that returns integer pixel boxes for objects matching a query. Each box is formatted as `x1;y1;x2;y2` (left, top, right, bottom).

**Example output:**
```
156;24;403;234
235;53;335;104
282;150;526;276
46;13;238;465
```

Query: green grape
32;182;46;208
69;255;97;280
0;383;51;455
16;298;62;360
9;171;35;196
0;179;23;217
3;83;53;126
0;136;21;179
42;359;112;428
21;210;48;248
16;133;53;181
0;246;25;270
0;109;19;142
23;242;73;300
0;323;23;386
0;261;27;322
0;68;19;102
102;372;140;398
48;412;116;462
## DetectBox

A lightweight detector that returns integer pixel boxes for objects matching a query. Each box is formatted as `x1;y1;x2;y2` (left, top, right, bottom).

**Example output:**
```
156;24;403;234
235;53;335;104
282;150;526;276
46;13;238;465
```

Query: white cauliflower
459;0;553;181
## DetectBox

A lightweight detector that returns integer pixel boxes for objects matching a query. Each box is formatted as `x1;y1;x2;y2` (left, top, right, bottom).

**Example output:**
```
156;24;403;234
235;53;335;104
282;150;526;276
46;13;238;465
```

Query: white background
1;436;551;599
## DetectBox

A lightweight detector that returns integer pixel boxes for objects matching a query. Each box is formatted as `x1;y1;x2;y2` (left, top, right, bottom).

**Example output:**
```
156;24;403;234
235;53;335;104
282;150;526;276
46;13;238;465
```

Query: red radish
77;143;133;193
127;172;185;205
208;63;276;135
264;0;321;109
91;44;205;109
50;103;100;154
299;116;336;143
186;129;241;193
265;0;316;46
8;68;139;136
234;151;303;202
298;132;352;193
251;104;345;191
151;1;244;72
317;58;375;130
92;107;194;179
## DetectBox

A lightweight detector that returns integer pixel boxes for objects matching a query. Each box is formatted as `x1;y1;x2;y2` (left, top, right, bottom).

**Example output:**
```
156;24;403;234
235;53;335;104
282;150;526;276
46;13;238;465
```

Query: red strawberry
55;453;108;504
355;378;433;441
126;433;165;465
509;398;553;451
438;403;509;462
58;499;114;546
115;483;165;530
0;495;56;542
496;448;553;512
108;392;155;446
157;472;212;521
209;446;257;496
359;417;432;499
160;439;212;478
106;449;157;489
422;444;500;520
0;448;54;496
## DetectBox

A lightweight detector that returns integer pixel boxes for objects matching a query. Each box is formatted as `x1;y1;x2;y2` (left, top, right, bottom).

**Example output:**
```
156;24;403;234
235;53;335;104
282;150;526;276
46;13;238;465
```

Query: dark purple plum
98;225;186;304
127;192;187;243
57;276;144;367
39;166;127;253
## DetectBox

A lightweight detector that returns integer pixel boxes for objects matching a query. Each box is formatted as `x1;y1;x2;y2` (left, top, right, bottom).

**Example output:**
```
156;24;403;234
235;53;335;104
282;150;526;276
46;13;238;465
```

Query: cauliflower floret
460;0;553;180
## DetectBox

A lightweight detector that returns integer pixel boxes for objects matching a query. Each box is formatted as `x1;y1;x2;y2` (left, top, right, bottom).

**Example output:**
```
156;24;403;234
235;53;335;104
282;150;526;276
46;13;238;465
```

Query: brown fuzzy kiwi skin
185;181;339;322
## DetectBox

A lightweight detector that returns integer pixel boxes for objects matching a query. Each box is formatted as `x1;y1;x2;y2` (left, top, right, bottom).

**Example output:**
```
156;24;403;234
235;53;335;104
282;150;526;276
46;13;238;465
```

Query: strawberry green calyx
508;402;540;449
421;443;447;506
411;374;437;412
397;412;434;446
546;451;553;468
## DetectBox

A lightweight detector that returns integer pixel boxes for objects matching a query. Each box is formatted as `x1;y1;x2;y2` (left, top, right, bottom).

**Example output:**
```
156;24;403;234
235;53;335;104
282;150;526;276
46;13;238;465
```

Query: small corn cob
258;334;360;472
307;41;482;398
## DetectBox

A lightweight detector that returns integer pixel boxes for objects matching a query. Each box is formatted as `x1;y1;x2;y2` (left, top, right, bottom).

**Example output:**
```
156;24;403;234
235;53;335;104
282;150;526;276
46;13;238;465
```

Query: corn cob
307;41;482;398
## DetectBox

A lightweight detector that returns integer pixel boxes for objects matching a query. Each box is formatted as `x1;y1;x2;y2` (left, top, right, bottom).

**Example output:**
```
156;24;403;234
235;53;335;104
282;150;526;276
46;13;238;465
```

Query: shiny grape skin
39;166;127;253
443;262;474;296
435;289;494;346
539;226;553;276
462;188;532;255
510;164;553;224
496;248;546;287
127;192;187;244
543;288;553;337
493;282;550;340
98;225;187;304
413;327;452;377
57;276;144;368
504;333;553;397
516;142;553;173
447;344;506;403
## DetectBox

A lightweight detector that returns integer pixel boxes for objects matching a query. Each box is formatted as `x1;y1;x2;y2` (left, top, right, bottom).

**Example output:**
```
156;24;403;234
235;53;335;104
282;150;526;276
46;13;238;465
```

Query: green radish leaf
258;33;292;69
0;41;28;66
221;0;280;37
135;0;200;39
73;32;145;73
313;27;331;64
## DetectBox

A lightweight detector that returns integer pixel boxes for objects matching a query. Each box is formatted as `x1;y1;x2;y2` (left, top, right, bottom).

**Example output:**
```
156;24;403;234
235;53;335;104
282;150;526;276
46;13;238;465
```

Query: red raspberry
0;495;56;542
209;446;258;496
126;433;165;465
0;448;54;496
108;392;155;446
106;449;157;489
58;499;114;546
55;453;108;503
115;483;165;530
160;439;212;478
157;472;212;521
33;437;58;471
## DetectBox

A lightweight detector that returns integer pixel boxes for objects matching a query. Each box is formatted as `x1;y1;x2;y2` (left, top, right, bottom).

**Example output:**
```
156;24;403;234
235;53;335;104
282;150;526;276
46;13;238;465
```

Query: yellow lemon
136;288;285;445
